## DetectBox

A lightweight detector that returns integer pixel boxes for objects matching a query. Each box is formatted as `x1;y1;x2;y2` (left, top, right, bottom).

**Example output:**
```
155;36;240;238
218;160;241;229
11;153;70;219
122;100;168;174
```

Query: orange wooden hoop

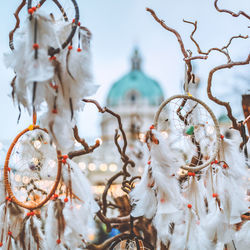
4;125;62;210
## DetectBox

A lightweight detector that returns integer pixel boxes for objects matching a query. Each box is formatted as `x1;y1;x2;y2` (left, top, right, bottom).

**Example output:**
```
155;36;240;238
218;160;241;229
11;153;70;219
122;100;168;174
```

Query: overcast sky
0;0;249;143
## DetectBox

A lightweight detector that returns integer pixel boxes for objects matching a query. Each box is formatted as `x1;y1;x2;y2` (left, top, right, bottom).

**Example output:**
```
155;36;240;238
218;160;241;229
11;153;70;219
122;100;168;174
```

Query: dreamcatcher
154;94;221;171
5;0;98;152
1;0;99;249
131;92;249;249
109;217;154;250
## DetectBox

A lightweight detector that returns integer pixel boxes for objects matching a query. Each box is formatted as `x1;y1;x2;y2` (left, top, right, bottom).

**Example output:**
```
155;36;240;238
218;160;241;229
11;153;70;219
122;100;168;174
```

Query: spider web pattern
112;238;151;250
7;129;58;206
157;97;217;167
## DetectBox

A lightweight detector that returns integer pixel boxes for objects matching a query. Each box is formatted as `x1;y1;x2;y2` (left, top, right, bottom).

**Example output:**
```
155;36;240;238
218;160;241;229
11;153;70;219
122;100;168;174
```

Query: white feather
63;159;99;214
130;164;157;219
235;221;250;250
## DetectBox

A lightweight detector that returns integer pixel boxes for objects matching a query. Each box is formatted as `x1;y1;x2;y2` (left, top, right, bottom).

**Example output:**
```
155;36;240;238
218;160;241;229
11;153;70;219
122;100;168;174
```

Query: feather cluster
130;129;249;249
4;9;98;152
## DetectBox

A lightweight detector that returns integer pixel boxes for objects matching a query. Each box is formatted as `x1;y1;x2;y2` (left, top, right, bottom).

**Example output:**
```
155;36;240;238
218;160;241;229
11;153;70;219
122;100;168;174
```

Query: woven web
112;238;151;250
157;97;217;167
7;130;58;206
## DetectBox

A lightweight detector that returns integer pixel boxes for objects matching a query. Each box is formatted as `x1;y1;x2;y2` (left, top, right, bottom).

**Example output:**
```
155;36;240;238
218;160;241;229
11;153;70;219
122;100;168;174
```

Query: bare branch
101;171;123;216
214;0;250;20
183;19;248;63
207;54;250;135
222;35;249;50
67;126;100;159
9;0;26;50
146;8;193;83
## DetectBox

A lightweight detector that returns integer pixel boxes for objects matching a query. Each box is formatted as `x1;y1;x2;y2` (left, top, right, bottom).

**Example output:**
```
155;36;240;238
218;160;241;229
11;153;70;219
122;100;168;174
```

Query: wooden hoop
154;94;221;171
4;125;62;210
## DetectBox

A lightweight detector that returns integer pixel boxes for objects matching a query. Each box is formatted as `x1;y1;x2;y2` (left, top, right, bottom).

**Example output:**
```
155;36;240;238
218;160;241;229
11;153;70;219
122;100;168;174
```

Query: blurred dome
106;48;164;107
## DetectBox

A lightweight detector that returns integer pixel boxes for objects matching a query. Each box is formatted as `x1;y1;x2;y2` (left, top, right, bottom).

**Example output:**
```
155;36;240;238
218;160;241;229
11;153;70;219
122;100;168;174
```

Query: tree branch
9;0;26;50
207;54;250;135
67;126;100;159
214;0;250;20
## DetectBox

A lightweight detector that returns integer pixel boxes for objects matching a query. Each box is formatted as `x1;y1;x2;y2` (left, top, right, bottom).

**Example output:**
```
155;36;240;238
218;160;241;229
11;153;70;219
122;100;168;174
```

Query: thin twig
207;54;250;140
214;0;250;20
146;8;193;84
9;0;26;50
183;19;248;63
67;126;100;159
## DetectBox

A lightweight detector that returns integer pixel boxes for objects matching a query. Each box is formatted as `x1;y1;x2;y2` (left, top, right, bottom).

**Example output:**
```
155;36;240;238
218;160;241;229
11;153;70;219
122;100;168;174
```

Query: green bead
186;126;194;135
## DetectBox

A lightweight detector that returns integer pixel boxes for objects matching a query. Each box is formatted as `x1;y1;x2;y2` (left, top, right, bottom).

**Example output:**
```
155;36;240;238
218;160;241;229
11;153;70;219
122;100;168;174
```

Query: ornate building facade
78;49;165;187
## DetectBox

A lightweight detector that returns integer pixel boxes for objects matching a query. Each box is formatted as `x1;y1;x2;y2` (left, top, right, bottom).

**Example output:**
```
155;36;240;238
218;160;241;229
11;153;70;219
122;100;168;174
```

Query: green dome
107;49;164;107
218;114;230;124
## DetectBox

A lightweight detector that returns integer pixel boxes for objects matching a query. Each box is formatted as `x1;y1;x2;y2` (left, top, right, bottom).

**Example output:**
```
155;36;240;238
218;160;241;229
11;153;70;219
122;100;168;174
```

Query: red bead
28;211;35;216
33;43;39;49
187;204;192;209
49;56;56;61
5;196;9;201
8;231;12;236
160;198;165;203
188;172;192;176
220;135;224;139
8;197;11;202
77;48;82;52
223;164;228;169
64;197;68;203
72;19;75;23
62;155;68;164
32;6;37;11
49;82;58;90
8;168;11;172
78;22;81;26
0;242;3;247
56;239;61;244
28;8;34;14
147;160;151;165
68;45;73;50
150;125;154;130
54;194;58;198
192;172;195;176
214;160;218;164
52;109;57;114
212;193;218;198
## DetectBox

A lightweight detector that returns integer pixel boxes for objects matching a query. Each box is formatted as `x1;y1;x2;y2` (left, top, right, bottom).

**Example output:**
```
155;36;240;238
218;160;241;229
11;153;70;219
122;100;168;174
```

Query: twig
207;54;250;140
82;99;136;220
9;0;26;50
101;171;123;216
183;19;248;63
146;8;193;83
67;126;100;159
243;115;250;125
214;0;250;20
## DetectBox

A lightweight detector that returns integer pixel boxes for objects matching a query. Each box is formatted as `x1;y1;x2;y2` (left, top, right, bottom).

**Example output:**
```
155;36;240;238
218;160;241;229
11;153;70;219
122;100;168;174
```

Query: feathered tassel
131;129;185;247
235;221;250;250
18;214;44;250
183;205;212;250
44;199;66;249
62;158;99;215
130;164;157;219
63;199;96;248
0;202;8;248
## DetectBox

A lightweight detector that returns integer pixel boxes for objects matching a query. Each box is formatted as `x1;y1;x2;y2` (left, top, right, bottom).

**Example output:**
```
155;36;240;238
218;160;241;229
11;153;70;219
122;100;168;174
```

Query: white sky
0;0;249;142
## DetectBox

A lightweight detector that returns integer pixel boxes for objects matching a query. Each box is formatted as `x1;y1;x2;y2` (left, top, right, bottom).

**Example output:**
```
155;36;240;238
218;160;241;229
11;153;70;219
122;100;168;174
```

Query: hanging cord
239;121;249;167
32;16;38;114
